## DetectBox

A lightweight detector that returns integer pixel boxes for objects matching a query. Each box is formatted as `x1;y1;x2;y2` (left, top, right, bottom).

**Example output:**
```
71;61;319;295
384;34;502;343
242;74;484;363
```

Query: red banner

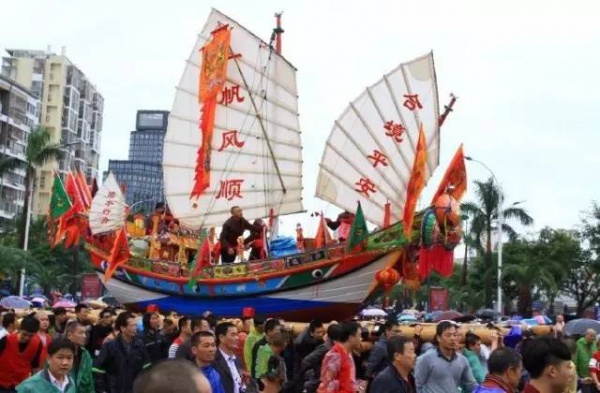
192;25;231;198
431;144;467;203
81;274;102;299
429;287;449;311
403;126;428;238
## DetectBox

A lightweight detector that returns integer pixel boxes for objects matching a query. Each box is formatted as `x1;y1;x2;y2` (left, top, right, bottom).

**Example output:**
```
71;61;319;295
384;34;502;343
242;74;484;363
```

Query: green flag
346;202;368;251
49;174;71;219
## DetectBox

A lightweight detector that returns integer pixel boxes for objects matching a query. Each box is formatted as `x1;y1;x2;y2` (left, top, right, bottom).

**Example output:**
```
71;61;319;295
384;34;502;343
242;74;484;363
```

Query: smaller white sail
89;173;126;235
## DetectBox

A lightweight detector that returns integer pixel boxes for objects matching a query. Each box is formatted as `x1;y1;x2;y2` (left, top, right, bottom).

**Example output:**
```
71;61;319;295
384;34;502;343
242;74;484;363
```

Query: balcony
0;200;18;219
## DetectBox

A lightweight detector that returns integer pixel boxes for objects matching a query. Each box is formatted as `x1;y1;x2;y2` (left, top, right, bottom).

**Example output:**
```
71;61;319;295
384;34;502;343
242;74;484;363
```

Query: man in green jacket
576;329;598;378
64;321;94;393
463;333;485;384
244;316;265;371
17;338;77;393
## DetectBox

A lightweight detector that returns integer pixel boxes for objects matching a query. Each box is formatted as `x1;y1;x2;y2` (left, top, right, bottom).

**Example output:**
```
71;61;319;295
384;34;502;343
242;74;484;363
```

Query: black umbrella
564;318;600;336
476;308;501;321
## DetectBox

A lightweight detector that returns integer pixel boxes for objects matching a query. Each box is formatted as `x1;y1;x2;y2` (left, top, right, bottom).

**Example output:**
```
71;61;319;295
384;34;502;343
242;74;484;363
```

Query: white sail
163;9;303;229
89;172;126;235
315;52;441;227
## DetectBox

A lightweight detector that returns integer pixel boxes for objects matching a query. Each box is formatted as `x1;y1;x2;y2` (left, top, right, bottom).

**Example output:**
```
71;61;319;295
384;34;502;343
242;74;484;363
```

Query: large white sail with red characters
163;9;304;230
88;173;126;235
315;52;441;227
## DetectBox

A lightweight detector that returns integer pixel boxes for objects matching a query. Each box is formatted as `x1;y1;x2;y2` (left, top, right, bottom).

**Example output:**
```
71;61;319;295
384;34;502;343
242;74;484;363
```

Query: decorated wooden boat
49;9;466;321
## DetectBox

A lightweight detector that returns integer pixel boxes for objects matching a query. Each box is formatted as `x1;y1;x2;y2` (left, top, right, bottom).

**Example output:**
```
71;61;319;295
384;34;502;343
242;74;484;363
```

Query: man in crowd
52;307;69;337
464;332;485;384
0;313;15;340
88;308;114;357
521;336;573;393
191;331;224;393
0;316;44;393
474;348;522;393
365;320;402;380
65;321;94;393
576;329;598;384
93;312;151;393
244;316;265;371
414;320;477;393
34;310;52;351
169;316;192;359
140;311;168;362
214;322;245;393
301;324;342;393
219;206;262;264
318;322;363;393
72;304;92;346
132;360;212;393
369;336;416;393
16;338;77;393
251;319;282;380
176;317;211;360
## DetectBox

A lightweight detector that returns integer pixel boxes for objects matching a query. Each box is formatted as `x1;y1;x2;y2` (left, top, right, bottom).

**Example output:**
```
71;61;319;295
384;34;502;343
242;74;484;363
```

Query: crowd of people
0;305;596;393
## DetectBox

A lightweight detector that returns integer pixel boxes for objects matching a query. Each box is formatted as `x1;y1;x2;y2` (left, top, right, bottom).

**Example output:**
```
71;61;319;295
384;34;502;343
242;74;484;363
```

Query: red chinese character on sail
216;179;244;200
107;191;116;199
219;85;245;106
367;150;389;168
101;217;110;224
403;94;423;111
102;208;112;216
384;121;405;143
217;130;245;151
104;200;115;207
355;178;377;197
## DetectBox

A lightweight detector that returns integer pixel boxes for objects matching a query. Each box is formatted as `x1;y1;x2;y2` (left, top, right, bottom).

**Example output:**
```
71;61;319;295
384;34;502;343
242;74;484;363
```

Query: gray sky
3;0;600;236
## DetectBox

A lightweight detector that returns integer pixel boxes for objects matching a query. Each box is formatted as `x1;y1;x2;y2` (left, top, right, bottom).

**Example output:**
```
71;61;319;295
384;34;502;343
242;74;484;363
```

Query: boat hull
97;250;397;321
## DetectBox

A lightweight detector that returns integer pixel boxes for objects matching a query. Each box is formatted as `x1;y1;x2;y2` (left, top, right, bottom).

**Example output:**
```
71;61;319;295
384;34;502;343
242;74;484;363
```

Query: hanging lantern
375;267;401;307
433;193;461;228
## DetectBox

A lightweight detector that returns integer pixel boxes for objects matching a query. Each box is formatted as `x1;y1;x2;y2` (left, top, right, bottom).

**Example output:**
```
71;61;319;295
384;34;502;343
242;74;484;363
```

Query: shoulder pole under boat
438;93;457;127
231;55;287;194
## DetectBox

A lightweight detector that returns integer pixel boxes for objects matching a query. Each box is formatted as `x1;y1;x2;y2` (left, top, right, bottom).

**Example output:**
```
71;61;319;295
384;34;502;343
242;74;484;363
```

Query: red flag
104;227;130;282
192;237;212;279
65;173;84;214
431;144;467;203
90;178;99;198
314;213;332;248
76;170;92;208
403;126;428;239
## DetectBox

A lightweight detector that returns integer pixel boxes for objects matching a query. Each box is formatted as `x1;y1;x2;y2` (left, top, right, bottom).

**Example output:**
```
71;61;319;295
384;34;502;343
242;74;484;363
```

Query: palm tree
461;177;533;308
0;127;62;249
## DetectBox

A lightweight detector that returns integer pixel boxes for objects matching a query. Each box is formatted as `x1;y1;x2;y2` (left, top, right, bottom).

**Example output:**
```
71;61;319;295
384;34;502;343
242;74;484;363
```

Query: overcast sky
2;0;599;236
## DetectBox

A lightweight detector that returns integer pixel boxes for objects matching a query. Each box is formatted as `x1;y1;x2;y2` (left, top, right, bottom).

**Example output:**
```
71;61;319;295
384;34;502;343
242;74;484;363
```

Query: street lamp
19;141;80;297
464;156;504;314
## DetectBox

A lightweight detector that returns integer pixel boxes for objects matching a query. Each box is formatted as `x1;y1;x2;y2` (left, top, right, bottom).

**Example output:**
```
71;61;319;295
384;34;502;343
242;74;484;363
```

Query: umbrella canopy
433;310;463;323
398;314;418;323
31;297;47;304
0;296;31;309
476;308;501;320
53;299;76;308
360;308;387;317
564;318;600;336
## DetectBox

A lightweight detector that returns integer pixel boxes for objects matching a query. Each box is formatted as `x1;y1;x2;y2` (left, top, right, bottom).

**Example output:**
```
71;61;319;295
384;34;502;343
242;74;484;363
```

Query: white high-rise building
1;47;103;216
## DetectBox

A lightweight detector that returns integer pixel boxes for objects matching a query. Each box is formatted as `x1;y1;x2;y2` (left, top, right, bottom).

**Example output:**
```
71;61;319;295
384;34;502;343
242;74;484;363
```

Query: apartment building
106;110;168;214
1;47;103;216
0;75;39;226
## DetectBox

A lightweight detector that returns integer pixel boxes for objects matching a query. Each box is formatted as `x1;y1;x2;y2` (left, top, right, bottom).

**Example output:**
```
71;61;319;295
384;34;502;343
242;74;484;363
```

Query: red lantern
375;267;400;307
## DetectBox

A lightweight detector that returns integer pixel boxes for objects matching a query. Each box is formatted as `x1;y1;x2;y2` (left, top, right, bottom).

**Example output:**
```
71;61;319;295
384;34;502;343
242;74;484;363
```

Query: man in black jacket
365;320;402;380
93;312;151;393
139;312;168;363
219;206;262;264
300;324;342;393
369;336;416;393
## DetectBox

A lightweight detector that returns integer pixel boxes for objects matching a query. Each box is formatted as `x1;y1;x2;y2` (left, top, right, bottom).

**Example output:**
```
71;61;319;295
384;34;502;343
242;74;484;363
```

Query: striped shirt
168;337;184;359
